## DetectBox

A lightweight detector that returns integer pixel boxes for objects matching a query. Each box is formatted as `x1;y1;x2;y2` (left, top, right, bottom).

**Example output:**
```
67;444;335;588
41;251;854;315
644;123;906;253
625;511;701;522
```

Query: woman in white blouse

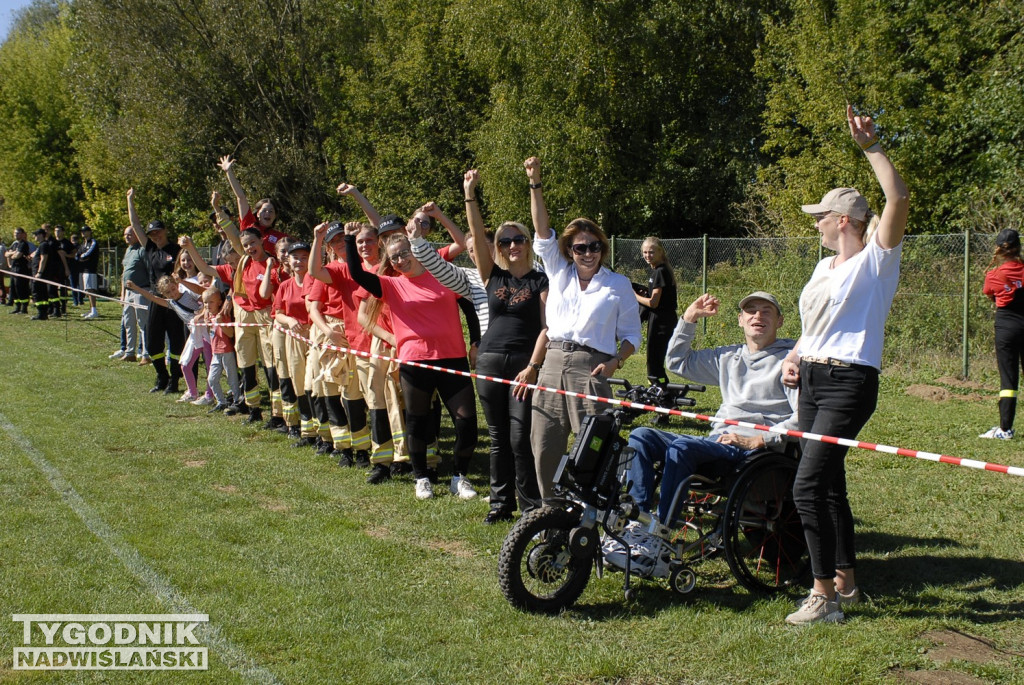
523;157;642;500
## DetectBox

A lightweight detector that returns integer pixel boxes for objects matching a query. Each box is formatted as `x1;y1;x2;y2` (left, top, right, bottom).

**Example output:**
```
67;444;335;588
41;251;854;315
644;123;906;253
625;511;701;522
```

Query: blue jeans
627;427;752;525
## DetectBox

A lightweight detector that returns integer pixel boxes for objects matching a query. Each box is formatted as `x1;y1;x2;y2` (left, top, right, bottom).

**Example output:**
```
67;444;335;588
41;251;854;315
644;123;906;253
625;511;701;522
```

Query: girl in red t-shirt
980;229;1024;439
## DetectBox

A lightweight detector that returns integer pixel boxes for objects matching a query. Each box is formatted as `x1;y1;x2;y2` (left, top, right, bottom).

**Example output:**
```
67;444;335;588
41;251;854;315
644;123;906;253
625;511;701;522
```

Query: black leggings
400;358;477;480
646;318;676;381
994;310;1024;431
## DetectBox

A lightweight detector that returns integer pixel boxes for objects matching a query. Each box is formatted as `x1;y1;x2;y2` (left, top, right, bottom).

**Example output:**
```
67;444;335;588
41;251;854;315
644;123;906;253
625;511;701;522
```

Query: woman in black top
463;169;549;524
635;236;677;382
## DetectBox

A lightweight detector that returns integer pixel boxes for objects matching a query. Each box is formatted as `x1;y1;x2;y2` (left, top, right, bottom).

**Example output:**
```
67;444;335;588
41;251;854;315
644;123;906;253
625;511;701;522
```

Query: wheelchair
497;378;809;613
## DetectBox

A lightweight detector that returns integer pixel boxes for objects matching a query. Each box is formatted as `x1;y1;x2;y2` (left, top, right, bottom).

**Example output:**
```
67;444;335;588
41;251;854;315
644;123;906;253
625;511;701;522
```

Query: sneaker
82;310;100;320
836;586;862;606
450;475;477;500
978;426;1014;440
414;478;434;500
293;437;318;448
390;461;412;476
286;426;301;439
367;463;391;484
601;521;665;576
163;382;180;395
191;395;215;406
149;379;169;394
316;439;334;455
109;349;126;360
785;593;844;625
245;409;264;424
208;403;230;414
223;403;245;416
177;392;198;403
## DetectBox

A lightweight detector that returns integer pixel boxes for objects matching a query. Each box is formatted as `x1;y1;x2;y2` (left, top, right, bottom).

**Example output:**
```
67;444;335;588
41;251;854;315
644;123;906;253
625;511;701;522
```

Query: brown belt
802;356;852;368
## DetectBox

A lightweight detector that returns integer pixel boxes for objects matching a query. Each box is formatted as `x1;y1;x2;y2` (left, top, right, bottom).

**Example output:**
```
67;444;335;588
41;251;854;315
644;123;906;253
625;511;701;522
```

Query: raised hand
405;217;424;240
464;169;479;196
683;293;721;323
178;236;193;247
217;155;235;172
126;187;134;201
343;221;362;236
523;157;541;184
336;182;356;196
420;201;441;218
211;190;221;209
313;221;329;239
847;104;877;148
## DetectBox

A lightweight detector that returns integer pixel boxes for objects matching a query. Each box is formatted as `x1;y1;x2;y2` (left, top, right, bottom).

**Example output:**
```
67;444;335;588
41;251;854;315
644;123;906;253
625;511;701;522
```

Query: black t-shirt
647;262;678;329
78;239;100;273
31;240;49;274
10;240;31;271
144;240;180;287
42;238;64;278
479;266;549;355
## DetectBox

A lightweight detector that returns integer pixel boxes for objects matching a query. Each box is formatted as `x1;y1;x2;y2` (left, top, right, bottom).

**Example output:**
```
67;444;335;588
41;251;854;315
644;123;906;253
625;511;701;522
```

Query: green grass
1;303;1023;684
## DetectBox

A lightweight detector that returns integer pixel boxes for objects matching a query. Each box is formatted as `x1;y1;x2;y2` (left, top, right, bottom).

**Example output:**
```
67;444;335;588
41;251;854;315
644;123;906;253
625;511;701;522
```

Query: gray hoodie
665;319;798;450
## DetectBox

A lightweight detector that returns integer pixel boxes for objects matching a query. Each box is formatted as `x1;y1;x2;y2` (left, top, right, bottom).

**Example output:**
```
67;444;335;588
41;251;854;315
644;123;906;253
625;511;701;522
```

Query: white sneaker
785;593;844;625
177;392;198;403
108;349;126;360
978;426;1014;440
415;478;434;500
82;310;100;320
836;586;862;606
191;395;215;406
450;475;477;500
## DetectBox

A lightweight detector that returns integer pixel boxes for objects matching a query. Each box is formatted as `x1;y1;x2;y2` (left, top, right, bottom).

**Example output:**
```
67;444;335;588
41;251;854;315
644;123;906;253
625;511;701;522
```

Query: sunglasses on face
497;235;528;248
571;241;602;255
389;249;412;262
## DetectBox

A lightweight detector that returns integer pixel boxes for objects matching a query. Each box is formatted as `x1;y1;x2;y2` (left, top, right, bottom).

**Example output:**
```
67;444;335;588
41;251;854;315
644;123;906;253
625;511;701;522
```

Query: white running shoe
785;593;844;625
978;426;1014;440
82;310;100;320
415;478;434;500
177;392;198;403
191;395;215;406
450;475;477;500
108;349;126;360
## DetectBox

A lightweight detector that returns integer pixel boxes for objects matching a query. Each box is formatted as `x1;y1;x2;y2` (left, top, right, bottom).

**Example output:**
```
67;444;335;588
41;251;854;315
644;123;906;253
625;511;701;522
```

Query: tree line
0;0;1021;244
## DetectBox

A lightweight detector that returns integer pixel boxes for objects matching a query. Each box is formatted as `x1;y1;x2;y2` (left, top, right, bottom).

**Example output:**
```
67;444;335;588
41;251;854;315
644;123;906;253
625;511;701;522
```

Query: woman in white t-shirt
780;106;909;626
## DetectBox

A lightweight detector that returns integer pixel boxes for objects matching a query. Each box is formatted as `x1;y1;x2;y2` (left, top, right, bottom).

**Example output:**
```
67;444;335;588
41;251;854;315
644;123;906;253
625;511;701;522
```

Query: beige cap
801;187;869;222
738;291;782;316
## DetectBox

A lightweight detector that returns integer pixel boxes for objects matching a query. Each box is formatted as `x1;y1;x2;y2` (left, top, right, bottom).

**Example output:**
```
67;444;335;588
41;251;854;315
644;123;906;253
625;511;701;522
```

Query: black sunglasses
571;241;602;255
497;235;528;247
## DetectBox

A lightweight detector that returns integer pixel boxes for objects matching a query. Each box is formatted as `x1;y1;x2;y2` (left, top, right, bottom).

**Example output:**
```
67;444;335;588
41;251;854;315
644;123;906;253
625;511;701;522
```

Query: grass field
1;302;1023;684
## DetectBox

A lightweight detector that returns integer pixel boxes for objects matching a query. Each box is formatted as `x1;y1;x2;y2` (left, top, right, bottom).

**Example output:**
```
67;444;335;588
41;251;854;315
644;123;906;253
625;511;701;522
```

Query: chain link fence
613;233;999;380
99;234;1001;379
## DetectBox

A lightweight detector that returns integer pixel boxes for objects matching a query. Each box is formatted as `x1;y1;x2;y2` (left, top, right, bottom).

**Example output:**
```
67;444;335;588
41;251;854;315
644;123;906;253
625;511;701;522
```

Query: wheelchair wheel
723;454;808;594
498;506;593;613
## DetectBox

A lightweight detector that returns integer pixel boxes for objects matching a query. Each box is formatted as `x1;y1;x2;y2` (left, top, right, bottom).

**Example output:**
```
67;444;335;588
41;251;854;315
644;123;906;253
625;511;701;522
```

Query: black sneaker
293;437;318;448
354;450;371;468
390;461;412;476
315;438;333;455
287;426;301;439
263;416;285;431
366;463;391;484
334;449;354;467
162;382;180;395
150;379;169;393
223;403;245;416
245;409;263;424
208;402;230;414
483;509;515;525
275;420;291;434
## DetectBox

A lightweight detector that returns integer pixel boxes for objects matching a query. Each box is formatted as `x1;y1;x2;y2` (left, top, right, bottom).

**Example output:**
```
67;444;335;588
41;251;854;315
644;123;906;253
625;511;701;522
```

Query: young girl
177;272;216;403
272;241;318;445
201;286;241;412
980;229;1024;440
125;276;203;387
635;236;678;384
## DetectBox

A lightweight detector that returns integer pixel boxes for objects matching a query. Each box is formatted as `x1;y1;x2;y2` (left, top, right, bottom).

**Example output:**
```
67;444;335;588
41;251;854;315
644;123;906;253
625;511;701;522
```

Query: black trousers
793;360;878;580
400;358;477;480
646;316;677;381
476;351;541;513
146;303;185;381
994;310;1024;431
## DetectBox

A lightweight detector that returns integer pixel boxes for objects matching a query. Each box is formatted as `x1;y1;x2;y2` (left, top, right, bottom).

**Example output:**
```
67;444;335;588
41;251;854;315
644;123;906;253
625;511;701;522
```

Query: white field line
0;411;281;685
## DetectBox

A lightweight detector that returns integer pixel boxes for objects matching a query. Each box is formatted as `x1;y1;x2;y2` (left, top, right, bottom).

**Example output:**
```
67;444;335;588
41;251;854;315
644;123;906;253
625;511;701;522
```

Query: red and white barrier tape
0;268;146;310
264;323;1024;479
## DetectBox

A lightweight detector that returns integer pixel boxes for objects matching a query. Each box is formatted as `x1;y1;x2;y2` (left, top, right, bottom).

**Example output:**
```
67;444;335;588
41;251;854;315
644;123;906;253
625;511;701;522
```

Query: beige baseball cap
801;187;869;222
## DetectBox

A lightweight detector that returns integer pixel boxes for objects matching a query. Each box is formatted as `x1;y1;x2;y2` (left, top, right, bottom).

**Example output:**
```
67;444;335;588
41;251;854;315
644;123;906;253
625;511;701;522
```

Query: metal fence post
611;235;616;270
701;233;708;334
962;228;970;379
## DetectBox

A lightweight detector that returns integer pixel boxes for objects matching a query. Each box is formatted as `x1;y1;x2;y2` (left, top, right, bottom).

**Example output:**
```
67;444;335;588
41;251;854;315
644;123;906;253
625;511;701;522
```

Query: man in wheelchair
607;291;799;566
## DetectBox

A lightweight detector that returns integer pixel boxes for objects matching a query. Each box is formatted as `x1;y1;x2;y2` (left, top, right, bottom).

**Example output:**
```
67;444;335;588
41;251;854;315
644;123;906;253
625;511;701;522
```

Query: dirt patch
896;670;988;684
935;376;988;391
920;629;1015;665
213;484;239;494
256;496;290;513
426;539;475;559
365;525;392;539
906;385;953;402
184;460;207;468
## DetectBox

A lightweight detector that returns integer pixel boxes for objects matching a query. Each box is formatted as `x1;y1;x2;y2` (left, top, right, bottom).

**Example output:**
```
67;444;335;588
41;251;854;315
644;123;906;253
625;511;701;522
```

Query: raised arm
258;256;276;301
126;280;168;307
179;236;218;280
421;202;467;259
847;105;909;250
218;155;251;220
211;190;244;256
523;157;551;240
308;221;333;285
337;183;382;228
127;188;148;248
408;217;472;298
343;234;382;298
462;170;494;282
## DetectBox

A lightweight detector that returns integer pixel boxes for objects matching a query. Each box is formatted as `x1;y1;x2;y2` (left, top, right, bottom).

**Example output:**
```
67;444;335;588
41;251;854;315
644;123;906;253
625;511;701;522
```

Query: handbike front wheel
498;506;592;613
